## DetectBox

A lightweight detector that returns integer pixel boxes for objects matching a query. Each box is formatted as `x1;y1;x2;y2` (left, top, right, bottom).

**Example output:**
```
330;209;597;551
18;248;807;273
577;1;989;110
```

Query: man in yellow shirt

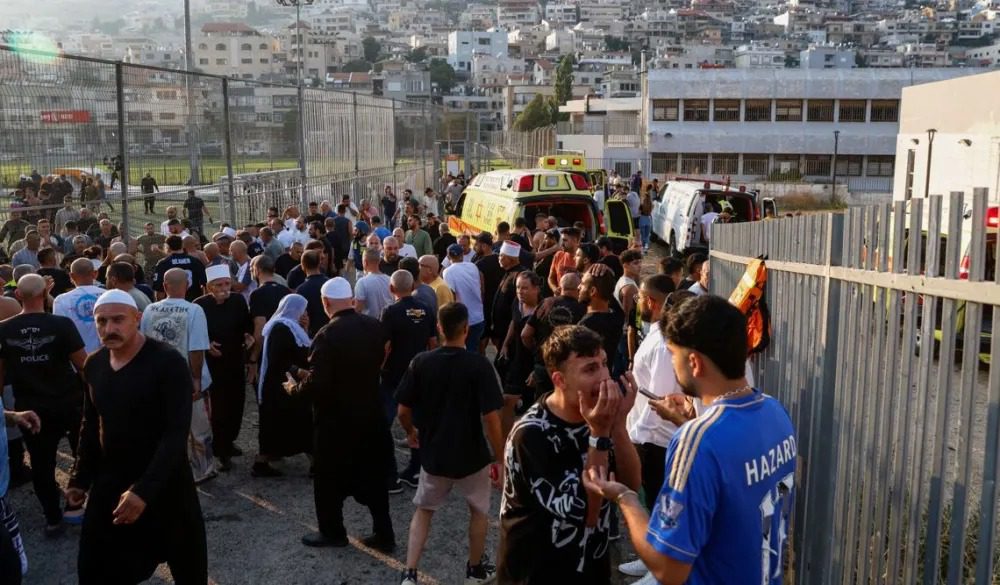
418;255;454;308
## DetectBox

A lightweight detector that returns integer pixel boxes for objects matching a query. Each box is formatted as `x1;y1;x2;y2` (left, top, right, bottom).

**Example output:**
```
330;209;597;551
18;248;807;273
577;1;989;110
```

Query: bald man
418;255;453;309
0;274;88;536
141;268;217;483
68;290;207;584
53;257;106;353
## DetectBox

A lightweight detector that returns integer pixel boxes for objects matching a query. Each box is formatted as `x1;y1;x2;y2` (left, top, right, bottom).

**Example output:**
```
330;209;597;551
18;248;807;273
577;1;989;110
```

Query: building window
260;58;269;64
775;99;803;122
259;43;269;50
804;155;832;176
478;38;491;45
198;43;208;50
712;154;738;174
772;155;801;178
241;43;252;51
241;58;253;64
159;112;176;120
835;155;863;176
215;43;227;51
652;99;678;121
870;99;899;122
683;99;710;121
652;152;678;175
216;58;227;65
744;99;772;122
807;99;835;122
904;149;916;200
680;153;708;174
839;100;867;122
713;99;740;122
742;154;769;175
199;58;209;65
866;155;894;176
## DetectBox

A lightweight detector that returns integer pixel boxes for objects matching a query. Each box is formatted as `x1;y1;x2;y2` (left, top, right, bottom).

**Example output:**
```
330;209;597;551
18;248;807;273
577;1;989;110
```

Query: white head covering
94;289;137;310
222;226;238;238
205;264;231;283
500;241;521;258
258;294;312;403
320;277;352;300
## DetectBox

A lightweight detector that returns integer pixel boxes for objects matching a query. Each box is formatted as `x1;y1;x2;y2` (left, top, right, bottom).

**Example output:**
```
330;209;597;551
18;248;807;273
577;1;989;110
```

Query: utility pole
831;130;840;200
924;128;937;198
184;0;200;186
277;0;314;206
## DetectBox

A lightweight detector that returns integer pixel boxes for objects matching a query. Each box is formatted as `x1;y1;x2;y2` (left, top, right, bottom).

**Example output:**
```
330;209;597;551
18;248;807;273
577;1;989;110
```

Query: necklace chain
714;384;752;404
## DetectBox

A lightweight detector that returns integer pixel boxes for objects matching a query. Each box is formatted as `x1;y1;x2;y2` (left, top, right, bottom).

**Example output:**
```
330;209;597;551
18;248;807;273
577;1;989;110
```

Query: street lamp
275;0;314;207
831;130;840;199
923;128;937;198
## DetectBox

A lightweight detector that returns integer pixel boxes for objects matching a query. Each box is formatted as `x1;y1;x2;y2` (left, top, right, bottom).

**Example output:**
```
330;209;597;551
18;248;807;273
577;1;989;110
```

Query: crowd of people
0;170;796;585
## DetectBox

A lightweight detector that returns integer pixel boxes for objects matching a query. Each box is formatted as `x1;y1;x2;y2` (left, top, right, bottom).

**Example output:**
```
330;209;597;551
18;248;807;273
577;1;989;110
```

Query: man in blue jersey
583;294;796;585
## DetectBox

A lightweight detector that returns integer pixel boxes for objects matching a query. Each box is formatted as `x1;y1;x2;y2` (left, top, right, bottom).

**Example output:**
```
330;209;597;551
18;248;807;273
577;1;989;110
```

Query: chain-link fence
0;44;444;241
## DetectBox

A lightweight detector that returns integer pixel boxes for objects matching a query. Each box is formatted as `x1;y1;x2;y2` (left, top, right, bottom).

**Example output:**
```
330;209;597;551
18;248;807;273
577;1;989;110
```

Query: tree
406;46;428;63
282;108;299;149
604;36;630;52
429;59;457;94
514;95;555;131
554;54;575;107
342;59;371;72
362;37;382;63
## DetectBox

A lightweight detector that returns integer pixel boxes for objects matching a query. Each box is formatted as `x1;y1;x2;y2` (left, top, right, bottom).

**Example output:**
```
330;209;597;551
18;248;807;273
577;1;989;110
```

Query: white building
557;97;644;164
892;70;1000;207
799;46;856;69
965;41;1000;66
447;30;509;73
734;44;786;68
472;54;527;86
497;0;542;29
644;68;985;189
545;3;579;24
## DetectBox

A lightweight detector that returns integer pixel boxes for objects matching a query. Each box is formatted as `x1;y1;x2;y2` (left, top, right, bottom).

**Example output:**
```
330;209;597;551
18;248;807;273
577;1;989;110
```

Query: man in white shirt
354;249;393;319
619;274;683;583
688;260;710;296
441;234;476;268
276;219;299;250
441;243;485;352
392;228;418;259
140;268;216;483
160;206;181;236
53;257;106;353
700;201;721;244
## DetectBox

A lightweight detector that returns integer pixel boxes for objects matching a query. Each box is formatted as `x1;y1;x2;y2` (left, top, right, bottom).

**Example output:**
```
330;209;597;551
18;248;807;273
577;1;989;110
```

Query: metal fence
0;44;443;238
710;190;1000;584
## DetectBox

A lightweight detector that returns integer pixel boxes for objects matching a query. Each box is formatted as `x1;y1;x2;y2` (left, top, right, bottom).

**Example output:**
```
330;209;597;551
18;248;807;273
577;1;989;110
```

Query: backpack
728;255;771;355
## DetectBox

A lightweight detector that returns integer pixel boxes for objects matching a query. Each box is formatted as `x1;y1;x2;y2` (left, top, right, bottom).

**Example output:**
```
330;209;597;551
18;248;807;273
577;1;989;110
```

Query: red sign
40;110;92;124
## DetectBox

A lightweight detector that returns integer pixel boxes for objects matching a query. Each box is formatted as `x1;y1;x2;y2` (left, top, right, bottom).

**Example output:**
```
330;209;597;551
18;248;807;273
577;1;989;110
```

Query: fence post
431;106;440;191
352;91;360;174
420;103;428;191
805;212;844;585
222;78;236;226
391;99;398;192
297;84;308;209
114;63;130;238
464;112;471;177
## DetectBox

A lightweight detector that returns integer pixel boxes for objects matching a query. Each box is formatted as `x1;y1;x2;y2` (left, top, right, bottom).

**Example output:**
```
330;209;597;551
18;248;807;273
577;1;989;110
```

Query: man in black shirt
379;236;402;275
331;204;353;271
151;235;208;302
305;201;325;225
578;265;625;369
522;272;586;397
380;270;437;491
397;302;503;585
499;325;640;584
182;190;212;237
473;232;503;349
140;173;159;214
0;274;88;535
274;241;303;278
595;236;625;280
36;247;73;297
432;223;456;262
294;250;329;337
195;265;253;471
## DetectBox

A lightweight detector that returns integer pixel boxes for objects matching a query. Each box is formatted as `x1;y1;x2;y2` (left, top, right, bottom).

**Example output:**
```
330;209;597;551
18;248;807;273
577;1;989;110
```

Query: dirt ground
9;248;672;585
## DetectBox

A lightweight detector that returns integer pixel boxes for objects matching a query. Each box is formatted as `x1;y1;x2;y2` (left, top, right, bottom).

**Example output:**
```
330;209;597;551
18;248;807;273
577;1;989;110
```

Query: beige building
194;23;280;79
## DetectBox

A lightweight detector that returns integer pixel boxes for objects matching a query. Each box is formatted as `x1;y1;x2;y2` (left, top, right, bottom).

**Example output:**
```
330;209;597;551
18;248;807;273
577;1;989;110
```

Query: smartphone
638;387;659;401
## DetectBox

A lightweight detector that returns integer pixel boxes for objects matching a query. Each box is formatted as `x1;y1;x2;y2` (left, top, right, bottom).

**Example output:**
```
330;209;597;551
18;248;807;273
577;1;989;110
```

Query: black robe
70;338;206;585
299;309;390;492
259;323;312;457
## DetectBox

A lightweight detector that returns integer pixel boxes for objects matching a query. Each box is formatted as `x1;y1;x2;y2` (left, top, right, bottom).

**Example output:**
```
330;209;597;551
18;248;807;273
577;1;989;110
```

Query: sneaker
465;554;497;584
398;469;419;489
63;506;85;525
400;568;418;585
631;572;659;585
387;479;404;494
618;558;647;576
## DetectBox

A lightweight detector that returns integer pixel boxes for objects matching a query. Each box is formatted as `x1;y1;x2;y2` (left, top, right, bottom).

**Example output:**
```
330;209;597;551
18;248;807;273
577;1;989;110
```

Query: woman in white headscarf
252;294;314;477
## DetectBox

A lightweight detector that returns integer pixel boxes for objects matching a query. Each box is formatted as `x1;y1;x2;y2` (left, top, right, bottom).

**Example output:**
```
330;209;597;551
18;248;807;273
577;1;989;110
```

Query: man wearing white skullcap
195;263;253;470
286;275;397;551
68;275;208;584
0;273;89;539
490;238;525;363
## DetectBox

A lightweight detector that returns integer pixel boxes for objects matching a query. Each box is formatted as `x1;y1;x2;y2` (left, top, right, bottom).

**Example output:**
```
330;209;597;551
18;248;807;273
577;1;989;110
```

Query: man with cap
53;257;106;354
196;265;253;471
141;268;217;483
286;277;396;552
405;215;433;258
442;243;486;352
0;274;88;537
490;239;525;366
67;289;208;584
473;231;503;350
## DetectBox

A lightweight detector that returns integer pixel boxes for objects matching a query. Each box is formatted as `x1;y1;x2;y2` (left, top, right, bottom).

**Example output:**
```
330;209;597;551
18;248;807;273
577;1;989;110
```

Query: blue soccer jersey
646;389;796;585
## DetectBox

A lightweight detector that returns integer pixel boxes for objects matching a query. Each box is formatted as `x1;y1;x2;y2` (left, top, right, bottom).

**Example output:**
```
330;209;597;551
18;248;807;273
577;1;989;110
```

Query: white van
651;178;770;256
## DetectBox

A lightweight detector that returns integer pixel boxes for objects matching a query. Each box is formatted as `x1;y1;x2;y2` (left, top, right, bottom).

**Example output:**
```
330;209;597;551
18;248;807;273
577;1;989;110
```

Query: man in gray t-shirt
354;249;393;320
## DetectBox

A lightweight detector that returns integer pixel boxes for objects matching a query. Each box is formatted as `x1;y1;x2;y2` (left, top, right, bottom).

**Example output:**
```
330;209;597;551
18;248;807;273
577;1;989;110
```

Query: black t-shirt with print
579;309;625;367
498;395;614;584
151;253;208;302
395;346;503;478
381;296;437;388
0;312;85;411
249;281;291;321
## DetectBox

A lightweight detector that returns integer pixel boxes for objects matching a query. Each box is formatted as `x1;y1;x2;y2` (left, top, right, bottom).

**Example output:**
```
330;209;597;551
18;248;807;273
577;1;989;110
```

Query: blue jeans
466;321;485;352
638;215;652;248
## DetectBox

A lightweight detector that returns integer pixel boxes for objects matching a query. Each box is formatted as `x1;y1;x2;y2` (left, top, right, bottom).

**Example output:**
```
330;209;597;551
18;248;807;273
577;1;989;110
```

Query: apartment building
799;46;856;69
545;4;579;24
497;1;542;29
194;23;280;79
966;41;1000;66
734;43;786;68
447;30;509;73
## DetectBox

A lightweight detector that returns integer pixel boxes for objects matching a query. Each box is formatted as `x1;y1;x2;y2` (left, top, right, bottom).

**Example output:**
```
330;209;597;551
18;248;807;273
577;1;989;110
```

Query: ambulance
536;155;608;194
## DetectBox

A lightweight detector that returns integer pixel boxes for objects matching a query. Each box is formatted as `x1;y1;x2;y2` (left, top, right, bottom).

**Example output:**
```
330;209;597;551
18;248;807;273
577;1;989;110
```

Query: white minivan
651;178;772;256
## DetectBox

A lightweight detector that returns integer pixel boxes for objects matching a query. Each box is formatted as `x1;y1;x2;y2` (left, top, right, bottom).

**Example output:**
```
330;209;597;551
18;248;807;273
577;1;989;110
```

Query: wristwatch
588;436;613;451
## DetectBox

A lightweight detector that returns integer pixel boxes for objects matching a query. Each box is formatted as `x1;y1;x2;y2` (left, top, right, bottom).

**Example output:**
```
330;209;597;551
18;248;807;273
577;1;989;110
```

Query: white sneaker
632;572;659;585
618;558;647;576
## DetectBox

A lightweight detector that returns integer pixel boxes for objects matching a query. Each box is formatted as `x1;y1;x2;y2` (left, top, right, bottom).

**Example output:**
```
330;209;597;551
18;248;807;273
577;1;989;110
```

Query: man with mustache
67;289;207;584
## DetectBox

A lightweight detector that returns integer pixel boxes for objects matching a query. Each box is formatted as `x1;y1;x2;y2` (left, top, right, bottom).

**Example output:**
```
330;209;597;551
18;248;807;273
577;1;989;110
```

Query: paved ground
9;247;672;585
